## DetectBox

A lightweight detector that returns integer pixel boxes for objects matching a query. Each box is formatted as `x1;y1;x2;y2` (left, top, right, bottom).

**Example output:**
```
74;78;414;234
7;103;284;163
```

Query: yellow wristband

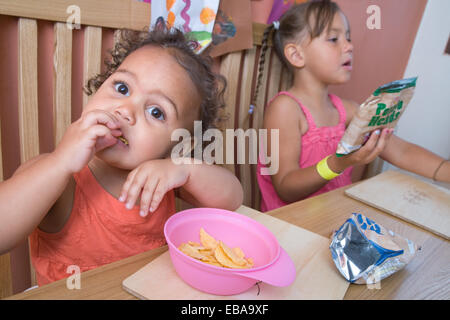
316;156;341;180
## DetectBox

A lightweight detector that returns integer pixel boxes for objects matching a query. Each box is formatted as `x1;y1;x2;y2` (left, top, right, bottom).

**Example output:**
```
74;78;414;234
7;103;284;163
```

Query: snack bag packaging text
329;213;419;284
336;77;417;156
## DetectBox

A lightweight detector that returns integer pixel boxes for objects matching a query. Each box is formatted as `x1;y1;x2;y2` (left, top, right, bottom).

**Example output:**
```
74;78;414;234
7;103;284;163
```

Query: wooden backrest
0;0;149;298
218;46;289;209
0;0;285;297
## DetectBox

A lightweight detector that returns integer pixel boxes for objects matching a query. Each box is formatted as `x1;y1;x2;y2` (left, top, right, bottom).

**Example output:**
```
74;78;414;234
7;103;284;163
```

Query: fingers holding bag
355;128;394;164
336;77;417;156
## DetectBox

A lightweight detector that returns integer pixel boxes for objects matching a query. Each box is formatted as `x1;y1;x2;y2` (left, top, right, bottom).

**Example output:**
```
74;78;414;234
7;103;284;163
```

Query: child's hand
119;159;190;217
331;128;394;171
53;110;122;174
349;128;394;164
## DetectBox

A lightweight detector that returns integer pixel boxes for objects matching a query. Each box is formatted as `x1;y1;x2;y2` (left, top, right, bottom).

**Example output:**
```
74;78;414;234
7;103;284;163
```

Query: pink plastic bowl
164;208;296;295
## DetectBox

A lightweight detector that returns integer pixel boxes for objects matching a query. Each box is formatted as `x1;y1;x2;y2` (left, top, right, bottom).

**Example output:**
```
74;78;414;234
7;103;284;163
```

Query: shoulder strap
328;94;347;126
270;91;316;128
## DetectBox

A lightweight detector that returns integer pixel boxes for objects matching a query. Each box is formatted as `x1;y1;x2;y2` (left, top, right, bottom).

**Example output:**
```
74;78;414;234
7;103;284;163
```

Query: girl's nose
344;39;354;53
114;105;135;125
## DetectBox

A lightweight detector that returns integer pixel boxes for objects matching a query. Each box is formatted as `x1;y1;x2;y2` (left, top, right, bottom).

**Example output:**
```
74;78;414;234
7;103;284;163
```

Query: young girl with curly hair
0;26;243;285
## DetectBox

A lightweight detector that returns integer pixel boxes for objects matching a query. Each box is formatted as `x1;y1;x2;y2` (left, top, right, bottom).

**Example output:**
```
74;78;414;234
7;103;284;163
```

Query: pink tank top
29;165;176;285
257;92;353;212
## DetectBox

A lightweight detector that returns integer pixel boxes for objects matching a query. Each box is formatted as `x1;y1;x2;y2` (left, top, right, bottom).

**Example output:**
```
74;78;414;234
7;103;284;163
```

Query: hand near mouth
52;109;123;174
95;129;123;151
92;117;122;152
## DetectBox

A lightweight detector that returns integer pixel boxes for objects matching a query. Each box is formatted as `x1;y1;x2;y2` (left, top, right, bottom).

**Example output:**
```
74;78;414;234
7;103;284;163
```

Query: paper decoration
209;0;253;57
151;0;220;54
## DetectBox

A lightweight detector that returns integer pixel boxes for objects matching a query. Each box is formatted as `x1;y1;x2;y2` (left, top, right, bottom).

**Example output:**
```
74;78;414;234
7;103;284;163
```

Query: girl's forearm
381;136;449;182
273;151;357;203
434;160;450;183
274;165;331;203
0;153;72;254
181;163;244;211
394;147;449;181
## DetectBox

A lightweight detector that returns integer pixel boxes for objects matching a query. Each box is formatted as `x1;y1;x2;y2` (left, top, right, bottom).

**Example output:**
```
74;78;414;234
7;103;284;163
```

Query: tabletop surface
6;183;450;300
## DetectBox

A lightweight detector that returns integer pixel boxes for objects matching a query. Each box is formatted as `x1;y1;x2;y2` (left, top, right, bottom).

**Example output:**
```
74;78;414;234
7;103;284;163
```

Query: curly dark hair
84;26;226;133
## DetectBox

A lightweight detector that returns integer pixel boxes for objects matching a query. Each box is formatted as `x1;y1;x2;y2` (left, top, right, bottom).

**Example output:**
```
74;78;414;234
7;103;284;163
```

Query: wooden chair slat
218;51;243;175
18;18;39;163
82;26;102;108
249;47;272;209
18;17;39;288
0;90;10;299
0;253;12;298
238;48;257;130
53;22;72;145
237;48;257;207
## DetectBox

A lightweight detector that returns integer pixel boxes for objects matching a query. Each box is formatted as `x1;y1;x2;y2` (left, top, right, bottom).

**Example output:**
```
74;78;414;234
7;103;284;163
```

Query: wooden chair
0;0;153;298
218;40;290;209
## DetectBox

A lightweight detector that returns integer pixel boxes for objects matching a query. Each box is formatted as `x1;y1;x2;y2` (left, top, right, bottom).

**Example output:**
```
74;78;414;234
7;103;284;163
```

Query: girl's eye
146;106;165;121
114;82;129;96
329;37;338;43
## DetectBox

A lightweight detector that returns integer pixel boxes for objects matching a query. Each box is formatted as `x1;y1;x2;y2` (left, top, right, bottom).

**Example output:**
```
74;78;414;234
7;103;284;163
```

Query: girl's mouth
342;60;352;70
117;135;129;146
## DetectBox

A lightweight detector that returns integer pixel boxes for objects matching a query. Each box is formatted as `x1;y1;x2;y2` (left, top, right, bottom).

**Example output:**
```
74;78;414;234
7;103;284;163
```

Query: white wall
382;0;450;189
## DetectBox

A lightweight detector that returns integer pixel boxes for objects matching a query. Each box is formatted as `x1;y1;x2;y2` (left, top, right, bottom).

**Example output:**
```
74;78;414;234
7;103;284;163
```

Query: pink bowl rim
164;208;281;273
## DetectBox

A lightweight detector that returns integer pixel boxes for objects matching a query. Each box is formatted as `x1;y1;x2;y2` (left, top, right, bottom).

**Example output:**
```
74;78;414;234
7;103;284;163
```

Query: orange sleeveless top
29;166;176;286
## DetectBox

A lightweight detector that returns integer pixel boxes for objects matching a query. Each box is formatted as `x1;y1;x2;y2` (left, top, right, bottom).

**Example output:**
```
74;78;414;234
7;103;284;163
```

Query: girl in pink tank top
257;92;353;212
254;1;449;212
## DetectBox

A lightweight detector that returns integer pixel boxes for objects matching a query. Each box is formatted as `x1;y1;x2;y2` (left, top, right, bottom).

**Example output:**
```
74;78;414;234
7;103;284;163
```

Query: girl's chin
330;75;351;85
94;151;135;171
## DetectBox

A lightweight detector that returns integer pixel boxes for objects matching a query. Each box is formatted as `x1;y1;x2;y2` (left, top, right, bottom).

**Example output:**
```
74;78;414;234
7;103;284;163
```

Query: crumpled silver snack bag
329;213;420;284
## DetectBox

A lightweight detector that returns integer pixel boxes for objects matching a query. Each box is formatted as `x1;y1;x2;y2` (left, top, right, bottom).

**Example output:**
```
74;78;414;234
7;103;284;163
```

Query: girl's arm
177;163;244;211
265;95;393;203
264;95;331;202
0;109;122;254
120;159;244;216
380;135;450;182
0;153;72;254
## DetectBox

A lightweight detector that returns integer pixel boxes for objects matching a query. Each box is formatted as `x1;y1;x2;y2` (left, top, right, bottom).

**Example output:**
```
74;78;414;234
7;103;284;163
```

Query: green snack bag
336;77;417;156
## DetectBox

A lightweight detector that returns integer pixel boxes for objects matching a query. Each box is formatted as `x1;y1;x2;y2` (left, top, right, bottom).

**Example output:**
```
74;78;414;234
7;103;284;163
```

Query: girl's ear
284;43;305;68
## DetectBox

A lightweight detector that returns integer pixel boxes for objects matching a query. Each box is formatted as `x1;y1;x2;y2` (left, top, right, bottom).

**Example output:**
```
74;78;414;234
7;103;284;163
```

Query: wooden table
6;184;450;300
